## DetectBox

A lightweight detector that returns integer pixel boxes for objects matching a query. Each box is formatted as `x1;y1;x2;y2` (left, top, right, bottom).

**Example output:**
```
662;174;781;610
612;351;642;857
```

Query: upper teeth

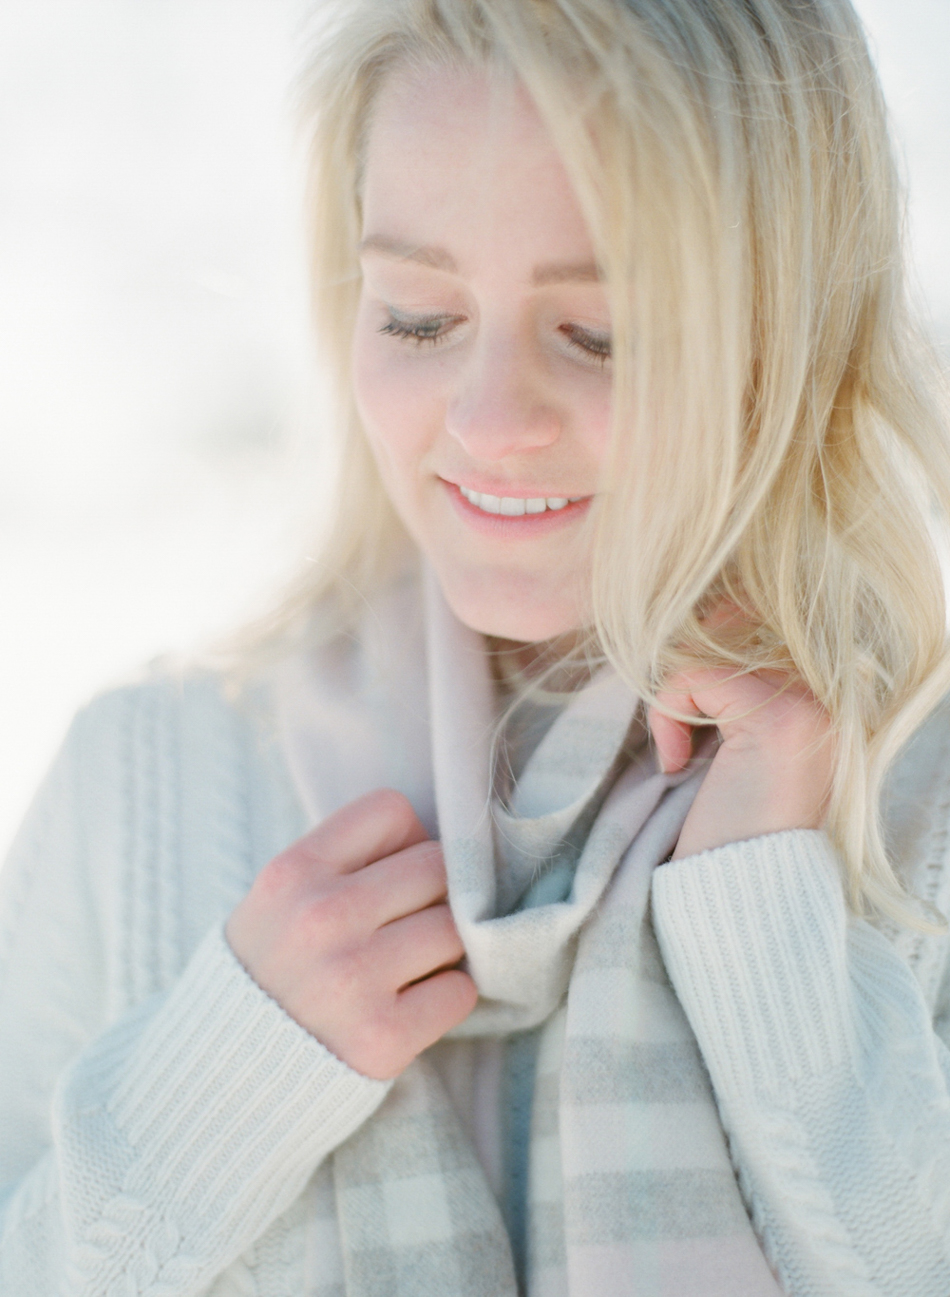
459;487;583;515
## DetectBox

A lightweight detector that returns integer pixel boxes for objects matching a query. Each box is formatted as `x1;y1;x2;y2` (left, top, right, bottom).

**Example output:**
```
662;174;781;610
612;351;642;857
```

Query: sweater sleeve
652;830;950;1297
0;703;390;1297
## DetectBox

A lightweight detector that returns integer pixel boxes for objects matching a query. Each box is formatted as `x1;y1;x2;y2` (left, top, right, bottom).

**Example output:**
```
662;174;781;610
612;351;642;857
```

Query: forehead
360;61;595;270
366;61;552;170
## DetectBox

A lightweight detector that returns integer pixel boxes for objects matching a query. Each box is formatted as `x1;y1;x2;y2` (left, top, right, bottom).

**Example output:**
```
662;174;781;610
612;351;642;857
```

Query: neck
485;631;602;697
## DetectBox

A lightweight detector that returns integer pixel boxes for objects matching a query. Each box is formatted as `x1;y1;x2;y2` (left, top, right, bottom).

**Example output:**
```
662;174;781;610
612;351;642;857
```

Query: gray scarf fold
282;572;782;1296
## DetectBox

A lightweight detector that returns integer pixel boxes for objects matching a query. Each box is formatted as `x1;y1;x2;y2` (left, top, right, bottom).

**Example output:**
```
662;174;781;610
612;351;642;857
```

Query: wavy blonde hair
266;0;950;924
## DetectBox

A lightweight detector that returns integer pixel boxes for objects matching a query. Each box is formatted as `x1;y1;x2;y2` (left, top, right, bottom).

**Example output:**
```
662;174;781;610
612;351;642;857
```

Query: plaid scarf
286;574;782;1296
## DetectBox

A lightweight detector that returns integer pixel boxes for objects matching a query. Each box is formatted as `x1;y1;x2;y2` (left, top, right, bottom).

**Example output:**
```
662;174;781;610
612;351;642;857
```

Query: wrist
671;747;829;859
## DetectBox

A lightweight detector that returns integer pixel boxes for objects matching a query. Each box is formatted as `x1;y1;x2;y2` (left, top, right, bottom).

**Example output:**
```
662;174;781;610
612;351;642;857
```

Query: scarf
277;571;782;1296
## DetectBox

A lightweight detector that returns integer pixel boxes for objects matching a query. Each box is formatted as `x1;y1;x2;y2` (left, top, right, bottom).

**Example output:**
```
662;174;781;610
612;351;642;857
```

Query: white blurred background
1;0;949;857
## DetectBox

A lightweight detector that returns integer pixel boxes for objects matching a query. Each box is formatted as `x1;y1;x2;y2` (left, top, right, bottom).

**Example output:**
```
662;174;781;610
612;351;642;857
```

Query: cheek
572;381;613;474
351;313;441;488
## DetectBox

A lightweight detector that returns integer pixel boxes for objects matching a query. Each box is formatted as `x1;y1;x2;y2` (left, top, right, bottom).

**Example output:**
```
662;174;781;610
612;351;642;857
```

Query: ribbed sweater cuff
100;924;391;1241
651;830;854;1099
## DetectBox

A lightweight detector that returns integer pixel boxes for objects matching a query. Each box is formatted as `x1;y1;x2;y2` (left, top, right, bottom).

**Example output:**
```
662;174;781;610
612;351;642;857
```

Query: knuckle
368;787;418;830
253;849;304;903
300;886;357;944
284;819;341;870
321;946;372;1002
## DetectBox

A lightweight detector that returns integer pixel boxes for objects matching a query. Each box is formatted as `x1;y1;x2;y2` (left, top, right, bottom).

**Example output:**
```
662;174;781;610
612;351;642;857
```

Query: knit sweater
3;662;950;1295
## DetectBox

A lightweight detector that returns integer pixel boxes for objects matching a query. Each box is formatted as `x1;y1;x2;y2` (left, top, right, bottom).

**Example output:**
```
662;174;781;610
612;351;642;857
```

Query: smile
458;486;586;516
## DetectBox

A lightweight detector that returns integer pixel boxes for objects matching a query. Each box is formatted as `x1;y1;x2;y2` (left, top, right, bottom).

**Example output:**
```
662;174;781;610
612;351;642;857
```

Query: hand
225;788;477;1080
648;667;834;860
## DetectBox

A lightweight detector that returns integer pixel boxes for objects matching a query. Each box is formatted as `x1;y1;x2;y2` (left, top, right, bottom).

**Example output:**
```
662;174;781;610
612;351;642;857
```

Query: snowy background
1;0;949;858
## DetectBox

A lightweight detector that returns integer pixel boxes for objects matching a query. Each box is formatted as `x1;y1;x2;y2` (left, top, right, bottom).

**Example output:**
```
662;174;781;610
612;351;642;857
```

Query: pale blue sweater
2;668;950;1294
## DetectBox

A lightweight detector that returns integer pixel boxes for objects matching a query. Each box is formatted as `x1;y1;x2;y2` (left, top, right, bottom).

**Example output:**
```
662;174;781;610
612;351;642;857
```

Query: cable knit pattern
0;671;385;1297
2;663;950;1294
55;928;389;1296
652;831;950;1294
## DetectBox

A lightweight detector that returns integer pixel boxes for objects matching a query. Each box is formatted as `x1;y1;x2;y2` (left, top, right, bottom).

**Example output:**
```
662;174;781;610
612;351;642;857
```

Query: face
352;62;612;642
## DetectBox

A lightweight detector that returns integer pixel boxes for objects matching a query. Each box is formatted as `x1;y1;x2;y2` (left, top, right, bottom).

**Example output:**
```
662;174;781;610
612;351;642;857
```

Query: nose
444;332;560;461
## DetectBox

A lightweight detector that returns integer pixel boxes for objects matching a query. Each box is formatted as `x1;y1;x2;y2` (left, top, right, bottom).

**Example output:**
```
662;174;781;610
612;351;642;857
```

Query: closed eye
379;311;463;346
560;323;611;364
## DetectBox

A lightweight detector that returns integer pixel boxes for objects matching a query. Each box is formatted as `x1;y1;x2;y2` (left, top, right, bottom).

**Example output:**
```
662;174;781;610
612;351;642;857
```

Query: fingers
272;842;447;961
697;597;747;632
372;902;465;988
649;670;720;775
352;841;447;928
649;668;776;775
347;969;478;1081
647;706;694;775
394;969;479;1054
650;665;827;785
227;785;477;1081
290;788;429;877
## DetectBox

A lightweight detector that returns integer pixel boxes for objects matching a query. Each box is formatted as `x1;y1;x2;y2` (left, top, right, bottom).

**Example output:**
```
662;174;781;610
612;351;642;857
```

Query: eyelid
387;305;459;324
560;321;612;364
378;306;465;346
567;322;611;344
375;303;611;361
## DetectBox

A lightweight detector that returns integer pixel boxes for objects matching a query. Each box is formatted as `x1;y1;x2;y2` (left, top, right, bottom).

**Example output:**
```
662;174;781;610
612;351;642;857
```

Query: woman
3;0;950;1293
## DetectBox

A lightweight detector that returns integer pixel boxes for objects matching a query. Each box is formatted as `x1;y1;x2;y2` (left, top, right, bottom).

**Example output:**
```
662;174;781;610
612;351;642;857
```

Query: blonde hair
270;0;950;924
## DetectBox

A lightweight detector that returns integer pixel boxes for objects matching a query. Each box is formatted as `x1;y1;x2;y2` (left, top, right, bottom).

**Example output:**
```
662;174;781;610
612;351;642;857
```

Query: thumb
648;703;694;775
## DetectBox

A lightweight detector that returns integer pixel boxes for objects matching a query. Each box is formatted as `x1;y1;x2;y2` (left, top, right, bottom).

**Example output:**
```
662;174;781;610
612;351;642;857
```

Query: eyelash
378;315;457;346
560;324;612;365
378;313;612;364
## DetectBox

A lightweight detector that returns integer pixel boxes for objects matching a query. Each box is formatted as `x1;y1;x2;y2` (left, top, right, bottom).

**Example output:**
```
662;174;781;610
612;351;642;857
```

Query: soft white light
0;0;947;860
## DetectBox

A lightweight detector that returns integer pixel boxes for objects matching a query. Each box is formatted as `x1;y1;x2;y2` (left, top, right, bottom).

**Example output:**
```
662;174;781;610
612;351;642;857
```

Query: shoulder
63;662;301;850
82;656;306;859
69;659;264;748
881;692;950;1001
4;662;307;1004
882;692;950;910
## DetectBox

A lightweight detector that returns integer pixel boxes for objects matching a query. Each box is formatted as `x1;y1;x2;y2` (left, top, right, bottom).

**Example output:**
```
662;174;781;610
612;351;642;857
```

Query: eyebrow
359;236;456;272
358;235;602;286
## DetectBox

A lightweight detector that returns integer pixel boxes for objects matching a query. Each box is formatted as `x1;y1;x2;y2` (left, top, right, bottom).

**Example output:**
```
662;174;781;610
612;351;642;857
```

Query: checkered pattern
334;1064;517;1297
316;578;781;1296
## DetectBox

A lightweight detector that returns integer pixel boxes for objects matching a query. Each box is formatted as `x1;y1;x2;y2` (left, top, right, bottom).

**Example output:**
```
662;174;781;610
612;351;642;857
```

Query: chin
436;566;587;643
